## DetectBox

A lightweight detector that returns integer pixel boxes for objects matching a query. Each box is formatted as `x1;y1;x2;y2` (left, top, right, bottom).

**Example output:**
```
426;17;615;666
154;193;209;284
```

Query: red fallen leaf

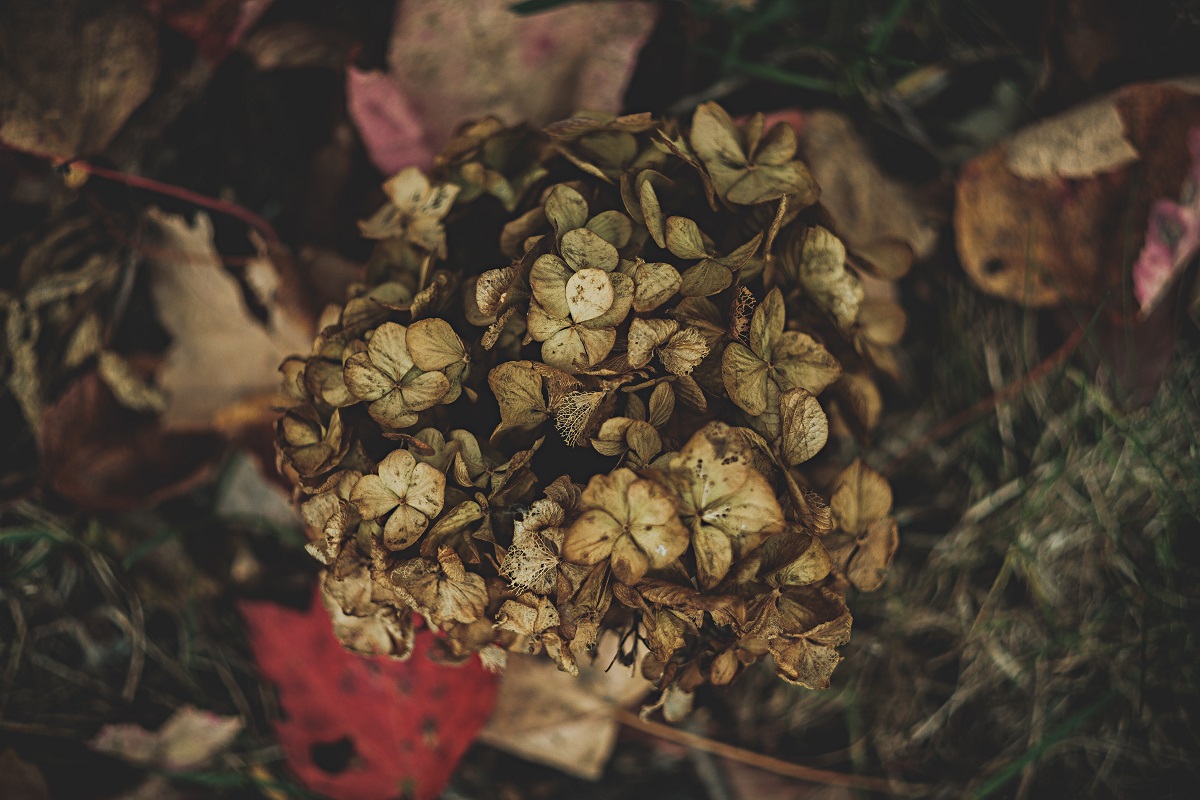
240;588;498;800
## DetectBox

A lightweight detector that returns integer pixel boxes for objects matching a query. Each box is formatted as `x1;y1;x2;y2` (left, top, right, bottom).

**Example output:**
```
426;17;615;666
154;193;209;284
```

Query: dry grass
717;279;1200;798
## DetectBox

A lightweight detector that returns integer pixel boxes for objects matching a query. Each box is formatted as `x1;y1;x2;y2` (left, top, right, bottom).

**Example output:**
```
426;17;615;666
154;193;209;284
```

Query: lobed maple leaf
240;587;498;800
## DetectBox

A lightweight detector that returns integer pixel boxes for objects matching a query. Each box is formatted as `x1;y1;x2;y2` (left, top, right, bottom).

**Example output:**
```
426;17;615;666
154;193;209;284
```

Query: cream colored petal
584;272;633;329
544;184;589;237
779;388;829;466
693;523;733;589
405;461;446;518
349;473;400;520
560;227;620;272
383;504;429;550
526;299;571;342
750;288;785;357
377;449;418;494
690;103;748;174
541;326;588;372
610;534;651;584
367;322;414;380
530;254;574;320
565;268;615;323
368;391;419;429
561;508;624;565
416;181;460;220
721;341;769;415
343;352;392;402
407;317;466;371
629;516;688;570
399;369;450;411
575;325;616;367
699;466;783;546
632;260;681;312
383;167;431;210
772;332;842;396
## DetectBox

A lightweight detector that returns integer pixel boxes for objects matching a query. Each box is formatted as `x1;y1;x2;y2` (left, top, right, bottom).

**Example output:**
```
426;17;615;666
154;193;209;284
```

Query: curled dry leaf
477;633;650;780
40;368;221;512
779;109;938;279
956;79;1200;307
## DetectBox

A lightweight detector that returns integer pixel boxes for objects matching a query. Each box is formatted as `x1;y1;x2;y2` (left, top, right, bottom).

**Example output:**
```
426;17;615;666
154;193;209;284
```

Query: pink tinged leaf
240;587;498;800
373;0;657;165
1133;127;1200;316
346;67;436;175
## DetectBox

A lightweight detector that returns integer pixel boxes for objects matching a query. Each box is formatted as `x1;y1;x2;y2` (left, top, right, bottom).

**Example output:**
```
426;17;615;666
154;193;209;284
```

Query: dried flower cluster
276;104;901;695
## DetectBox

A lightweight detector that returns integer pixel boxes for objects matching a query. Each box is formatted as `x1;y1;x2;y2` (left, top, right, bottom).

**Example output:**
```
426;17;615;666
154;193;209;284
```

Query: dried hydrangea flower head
277;103;903;699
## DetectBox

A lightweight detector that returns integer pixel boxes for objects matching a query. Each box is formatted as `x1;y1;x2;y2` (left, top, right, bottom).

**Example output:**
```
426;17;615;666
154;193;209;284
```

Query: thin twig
0;142;278;244
615;708;927;795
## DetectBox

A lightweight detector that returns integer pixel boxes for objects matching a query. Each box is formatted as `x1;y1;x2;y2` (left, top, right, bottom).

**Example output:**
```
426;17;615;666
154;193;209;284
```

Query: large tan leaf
145;209;313;430
477;634;650;780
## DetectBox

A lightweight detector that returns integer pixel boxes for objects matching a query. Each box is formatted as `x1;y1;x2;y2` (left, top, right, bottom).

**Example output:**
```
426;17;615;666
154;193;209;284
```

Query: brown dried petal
632;260;681;312
768;637;842;690
779;388;828;466
829;459;892;535
846;516;898;591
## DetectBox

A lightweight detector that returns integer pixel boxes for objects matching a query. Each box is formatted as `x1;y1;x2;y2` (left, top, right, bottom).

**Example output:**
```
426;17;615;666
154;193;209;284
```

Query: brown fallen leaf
0;0;158;160
794;110;940;279
476;633;651;779
39;366;222;512
758;109;938;279
347;0;657;173
144;208;313;430
0;750;49;800
955;79;1200;307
